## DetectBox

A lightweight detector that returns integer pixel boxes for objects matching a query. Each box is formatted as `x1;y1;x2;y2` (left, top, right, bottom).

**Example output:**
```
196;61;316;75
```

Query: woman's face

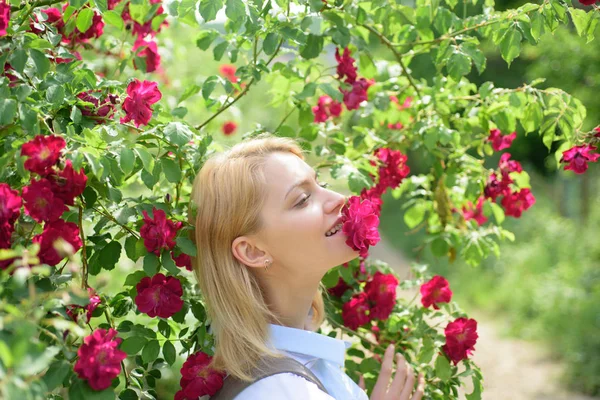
253;152;360;277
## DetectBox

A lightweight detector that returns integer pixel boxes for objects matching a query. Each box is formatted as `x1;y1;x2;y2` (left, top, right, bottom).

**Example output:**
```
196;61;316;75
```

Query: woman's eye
296;195;310;207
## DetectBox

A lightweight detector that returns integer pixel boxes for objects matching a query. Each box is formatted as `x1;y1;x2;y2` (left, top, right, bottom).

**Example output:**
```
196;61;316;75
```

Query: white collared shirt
232;324;369;400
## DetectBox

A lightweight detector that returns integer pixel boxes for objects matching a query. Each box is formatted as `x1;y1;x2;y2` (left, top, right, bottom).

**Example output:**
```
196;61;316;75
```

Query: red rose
47;160;88;205
462;197;488;226
222;121;237;136
21;135;66;176
341;78;373;110
140;207;182;255
483;172;510;201
32;219;82;266
133;39;161;73
594;126;600;137
0;221;14;250
77;91;118;123
312;95;343;123
387;122;404;130
364;272;398;320
74;328;127;390
0;0;9;37
501;188;535;218
342;292;371;330
0;183;22;225
560;144;600;174
498;153;523;175
172;251;192;271
327;277;352;298
66;287;102;324
359;186;384;216
66;8;104;44
22;178;68;223
420;275;453;309
120;79;162;127
578;0;596;5
135;273;184;318
175;351;225;399
341;196;381;258
219;64;238;83
488;129;516;151
121;0;167;39
372;148;410;191
335;47;357;84
442;317;478;365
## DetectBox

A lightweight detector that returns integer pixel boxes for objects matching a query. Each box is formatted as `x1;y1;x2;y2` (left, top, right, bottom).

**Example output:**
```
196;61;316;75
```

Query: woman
190;134;425;399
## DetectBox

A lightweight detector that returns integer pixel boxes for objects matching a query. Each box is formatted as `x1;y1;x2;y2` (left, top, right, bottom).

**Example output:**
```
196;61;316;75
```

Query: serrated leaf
404;202;426;229
435;354;452;382
225;0;245;21
176;237;197;257
447;50;471;81
76;8;94;33
143;253;160;276
499;28;521;67
142;340;160;364
202;76;219;100
300;34;324;59
199;0;223;22
103;10;124;29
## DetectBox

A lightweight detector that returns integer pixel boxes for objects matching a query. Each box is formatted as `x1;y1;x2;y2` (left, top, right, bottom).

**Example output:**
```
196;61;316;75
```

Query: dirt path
369;237;596;400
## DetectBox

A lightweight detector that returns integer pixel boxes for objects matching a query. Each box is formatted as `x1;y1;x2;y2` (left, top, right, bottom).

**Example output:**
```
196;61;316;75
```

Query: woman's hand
358;344;425;400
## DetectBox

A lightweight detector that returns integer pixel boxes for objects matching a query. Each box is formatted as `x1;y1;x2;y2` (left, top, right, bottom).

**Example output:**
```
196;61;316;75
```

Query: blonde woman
190;134;425;400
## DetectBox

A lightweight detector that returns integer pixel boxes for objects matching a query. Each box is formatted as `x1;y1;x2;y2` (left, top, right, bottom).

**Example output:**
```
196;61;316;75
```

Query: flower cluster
30;5;104;45
311;47;374;123
341;271;398;330
74;328;127;390
175;351;225;399
482;153;535;219
560;143;600;174
2;135;87;268
487;128;516;152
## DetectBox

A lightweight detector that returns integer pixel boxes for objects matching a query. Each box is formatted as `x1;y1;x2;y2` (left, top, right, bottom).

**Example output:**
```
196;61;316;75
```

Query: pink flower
172;251;192;271
341;196;381;258
387;122;403;130
66;287;102;324
327;277;352;298
74;328;127;391
360;186;384;216
219;64;238;83
420;275;453;309
175;351;225;399
560;144;600;174
488;129;516;151
22;178;67;223
501;188;535;218
0;183;22;225
578;0;596;5
121;1;167;39
66;8;104;44
372;148;410;191
140;207;182;255
335;47;357;84
594;126;600;137
120;79;162;127
312;95;343;123
442;318;478;365
47;160;88;205
21;135;66;176
342;292;371;330
77;91;118;123
498;153;523;175
341;78;373;110
0;0;9;36
32;219;82;266
135;273;184;318
462;197;488;226
364;272;398;320
133;39;161;73
484;172;510;201
222;121;237;136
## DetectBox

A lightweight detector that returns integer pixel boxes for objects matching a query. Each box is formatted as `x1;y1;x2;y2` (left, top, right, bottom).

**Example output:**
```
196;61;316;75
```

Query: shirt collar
267;324;351;367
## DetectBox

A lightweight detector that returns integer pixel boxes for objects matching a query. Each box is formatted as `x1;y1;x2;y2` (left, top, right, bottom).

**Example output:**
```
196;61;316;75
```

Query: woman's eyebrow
284;170;318;200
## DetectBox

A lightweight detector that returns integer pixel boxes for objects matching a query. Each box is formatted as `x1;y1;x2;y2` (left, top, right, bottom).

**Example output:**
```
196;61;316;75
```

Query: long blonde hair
189;134;325;381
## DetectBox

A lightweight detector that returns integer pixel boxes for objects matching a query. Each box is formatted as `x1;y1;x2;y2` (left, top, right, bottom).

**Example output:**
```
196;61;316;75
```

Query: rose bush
0;0;599;398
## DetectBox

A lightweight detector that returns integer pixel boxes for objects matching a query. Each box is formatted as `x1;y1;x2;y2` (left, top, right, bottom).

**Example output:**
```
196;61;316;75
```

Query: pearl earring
264;259;271;271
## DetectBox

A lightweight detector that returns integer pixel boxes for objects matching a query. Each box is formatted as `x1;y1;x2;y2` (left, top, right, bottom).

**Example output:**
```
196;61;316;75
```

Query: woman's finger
398;364;416;399
410;373;425;400
371;344;395;399
359;374;366;391
387;353;408;397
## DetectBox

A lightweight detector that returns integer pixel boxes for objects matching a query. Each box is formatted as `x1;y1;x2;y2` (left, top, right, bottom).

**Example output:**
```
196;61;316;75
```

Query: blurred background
93;0;600;397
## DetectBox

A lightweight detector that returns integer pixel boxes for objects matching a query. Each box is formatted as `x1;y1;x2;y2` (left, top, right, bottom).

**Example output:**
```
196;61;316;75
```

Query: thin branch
274;106;297;132
78;204;88;290
11;0;62;13
92;204;140;240
360;24;421;99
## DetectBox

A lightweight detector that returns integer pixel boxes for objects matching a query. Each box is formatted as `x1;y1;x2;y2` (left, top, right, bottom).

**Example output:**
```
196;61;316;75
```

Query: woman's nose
325;191;346;214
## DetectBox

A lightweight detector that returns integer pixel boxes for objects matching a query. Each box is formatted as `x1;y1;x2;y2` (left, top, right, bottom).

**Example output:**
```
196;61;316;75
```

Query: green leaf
319;83;343;103
120;148;136;175
163;341;176;365
300;34;324;59
46;85;65;105
431;237;449;257
76;8;95;33
225;0;245;21
143;253;160;276
521;101;542;133
0;99;17;126
70;105;82;123
42;360;71;391
196;30;219;50
499;28;522;67
124;236;145;261
262;32;279;55
95;0;108;13
103;10;125;30
213;41;229;61
29;49;50;77
99;241;122;271
161;251;180;276
465;375;483;400
142;340;160;364
435;354;452;382
120;336;147;355
447;50;471;81
202;76;219;100
9;49;27;73
162;158;182;183
135;147;154;173
176;237;197;257
569;8;591;38
69;378;116;400
199;0;223;22
404;203;426;229
164;122;194;147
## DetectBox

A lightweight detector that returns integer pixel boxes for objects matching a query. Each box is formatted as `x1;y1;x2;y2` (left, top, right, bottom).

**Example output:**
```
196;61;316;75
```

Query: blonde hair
189;133;325;381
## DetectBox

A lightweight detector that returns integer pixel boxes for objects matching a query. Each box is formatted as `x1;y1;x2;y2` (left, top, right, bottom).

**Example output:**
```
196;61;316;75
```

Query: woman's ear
231;236;271;269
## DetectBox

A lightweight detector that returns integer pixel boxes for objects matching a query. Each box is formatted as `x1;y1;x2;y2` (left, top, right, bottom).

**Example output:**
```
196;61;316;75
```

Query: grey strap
210;356;329;400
